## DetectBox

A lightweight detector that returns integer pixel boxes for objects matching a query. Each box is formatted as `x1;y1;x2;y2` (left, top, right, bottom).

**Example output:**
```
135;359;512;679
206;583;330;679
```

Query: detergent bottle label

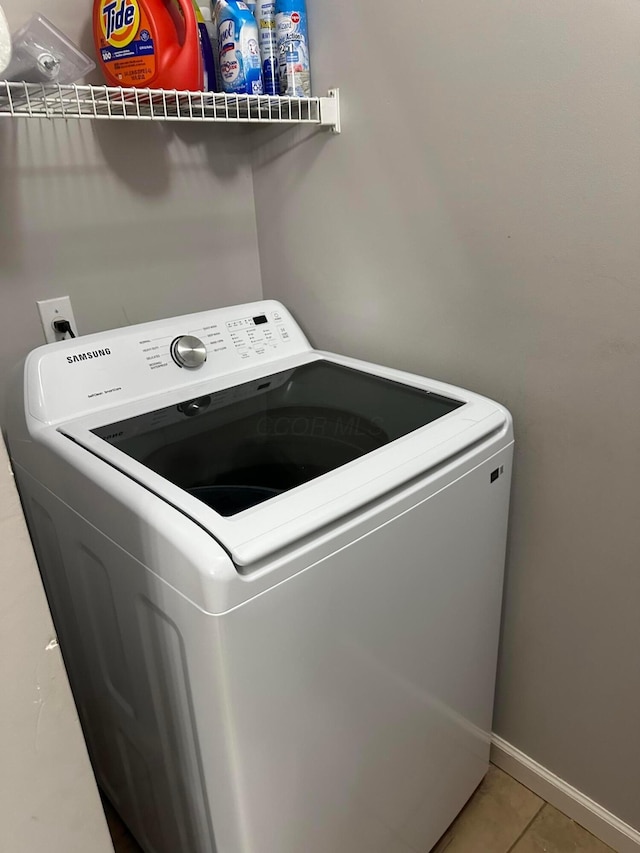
96;0;157;85
219;19;242;86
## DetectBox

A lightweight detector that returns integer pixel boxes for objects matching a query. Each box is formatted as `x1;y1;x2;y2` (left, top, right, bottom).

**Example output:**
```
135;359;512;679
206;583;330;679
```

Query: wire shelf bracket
0;81;341;132
321;88;340;134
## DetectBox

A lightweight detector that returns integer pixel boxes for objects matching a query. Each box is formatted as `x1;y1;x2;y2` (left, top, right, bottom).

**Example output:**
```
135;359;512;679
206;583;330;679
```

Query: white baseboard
491;735;640;853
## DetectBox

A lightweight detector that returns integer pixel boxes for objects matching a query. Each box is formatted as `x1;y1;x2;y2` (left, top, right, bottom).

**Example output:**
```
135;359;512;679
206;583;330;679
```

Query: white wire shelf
0;81;340;132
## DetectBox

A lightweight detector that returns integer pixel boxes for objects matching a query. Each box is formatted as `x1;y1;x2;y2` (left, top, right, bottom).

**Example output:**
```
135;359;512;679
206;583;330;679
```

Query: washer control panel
28;301;311;424
134;308;294;375
227;309;290;358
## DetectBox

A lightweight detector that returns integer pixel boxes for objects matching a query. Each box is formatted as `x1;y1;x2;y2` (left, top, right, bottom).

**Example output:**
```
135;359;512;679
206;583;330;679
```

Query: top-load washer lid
91;360;465;518
63;350;506;567
21;300;510;567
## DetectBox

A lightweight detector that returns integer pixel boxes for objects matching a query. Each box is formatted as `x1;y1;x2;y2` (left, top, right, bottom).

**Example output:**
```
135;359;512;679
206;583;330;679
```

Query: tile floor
432;766;614;853
103;765;615;853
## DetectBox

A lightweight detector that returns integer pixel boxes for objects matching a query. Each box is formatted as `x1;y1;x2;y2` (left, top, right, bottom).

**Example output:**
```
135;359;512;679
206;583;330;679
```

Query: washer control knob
170;335;207;369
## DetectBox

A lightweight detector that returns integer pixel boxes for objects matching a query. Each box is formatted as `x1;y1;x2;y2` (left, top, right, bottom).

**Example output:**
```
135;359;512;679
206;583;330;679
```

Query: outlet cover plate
37;296;78;343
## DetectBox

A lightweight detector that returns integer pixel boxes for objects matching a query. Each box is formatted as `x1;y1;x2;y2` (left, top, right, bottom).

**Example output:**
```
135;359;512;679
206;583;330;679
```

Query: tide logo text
101;0;139;44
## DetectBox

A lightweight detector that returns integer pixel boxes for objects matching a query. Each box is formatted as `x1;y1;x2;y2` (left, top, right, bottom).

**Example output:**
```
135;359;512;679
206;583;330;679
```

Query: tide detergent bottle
94;0;203;90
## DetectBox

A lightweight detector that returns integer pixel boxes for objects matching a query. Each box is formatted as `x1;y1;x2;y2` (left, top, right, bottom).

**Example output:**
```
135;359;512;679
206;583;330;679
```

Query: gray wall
0;1;262;413
253;0;640;831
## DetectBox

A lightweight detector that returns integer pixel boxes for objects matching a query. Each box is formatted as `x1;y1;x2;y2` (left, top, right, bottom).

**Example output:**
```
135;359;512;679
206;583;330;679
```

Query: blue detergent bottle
274;0;311;97
212;0;264;94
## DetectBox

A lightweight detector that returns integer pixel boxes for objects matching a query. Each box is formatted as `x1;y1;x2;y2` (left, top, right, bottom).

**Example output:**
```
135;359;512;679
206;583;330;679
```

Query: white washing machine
6;300;513;853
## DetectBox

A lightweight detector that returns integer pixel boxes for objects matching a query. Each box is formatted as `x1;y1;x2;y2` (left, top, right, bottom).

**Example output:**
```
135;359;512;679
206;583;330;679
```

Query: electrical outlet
37;296;78;344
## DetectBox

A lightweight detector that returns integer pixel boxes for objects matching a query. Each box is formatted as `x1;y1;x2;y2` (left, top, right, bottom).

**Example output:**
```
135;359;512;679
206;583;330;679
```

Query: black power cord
52;319;76;339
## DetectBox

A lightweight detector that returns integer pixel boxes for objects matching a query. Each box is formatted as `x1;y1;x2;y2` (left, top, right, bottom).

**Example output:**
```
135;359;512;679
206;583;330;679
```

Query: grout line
505;801;546;853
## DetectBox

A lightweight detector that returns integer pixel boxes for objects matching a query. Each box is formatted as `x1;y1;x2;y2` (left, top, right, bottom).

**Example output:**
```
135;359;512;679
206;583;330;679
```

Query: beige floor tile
431;765;544;853
511;804;615;853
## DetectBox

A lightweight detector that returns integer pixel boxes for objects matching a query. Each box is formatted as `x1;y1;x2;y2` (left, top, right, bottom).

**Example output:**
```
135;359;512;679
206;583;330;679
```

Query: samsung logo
66;348;112;364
